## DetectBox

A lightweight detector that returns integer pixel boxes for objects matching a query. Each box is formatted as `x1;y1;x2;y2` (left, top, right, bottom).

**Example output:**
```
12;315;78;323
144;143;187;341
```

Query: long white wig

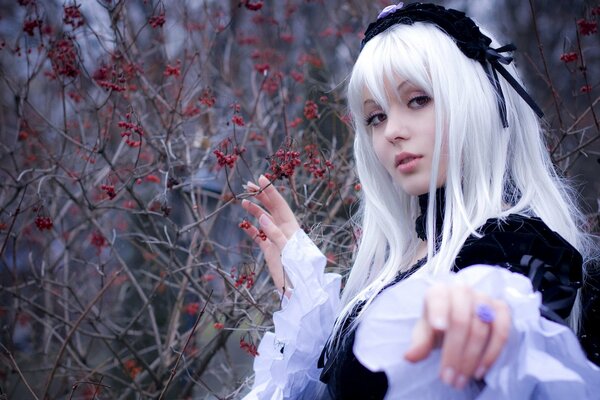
331;22;591;343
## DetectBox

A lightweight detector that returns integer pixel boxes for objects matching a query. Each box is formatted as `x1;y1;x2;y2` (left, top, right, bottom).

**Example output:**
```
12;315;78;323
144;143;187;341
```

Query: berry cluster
303;144;334;179
232;114;245;126
304;100;319;120
243;0;264;11
63;5;84;29
267;148;301;179
239;219;251;229
124;360;141;379
240;337;259;356
93;57;140;92
184;302;200;315
23;19;42;36
164;61;181;77
578;18;598;35
560;52;578;63
257;230;267;241
148;12;166;28
230;267;256;289
100;184;116;199
48;37;80;78
90;231;107;251
199;88;216;107
118;113;144;147
35;216;53;231
213;322;224;329
213;139;245;168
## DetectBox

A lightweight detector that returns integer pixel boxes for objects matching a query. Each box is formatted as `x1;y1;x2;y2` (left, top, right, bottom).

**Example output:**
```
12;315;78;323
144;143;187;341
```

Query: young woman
240;3;599;399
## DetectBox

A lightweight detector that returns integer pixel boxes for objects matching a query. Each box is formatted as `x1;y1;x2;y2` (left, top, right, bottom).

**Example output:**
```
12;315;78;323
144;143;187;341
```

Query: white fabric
244;233;600;400
354;265;600;399
243;229;341;400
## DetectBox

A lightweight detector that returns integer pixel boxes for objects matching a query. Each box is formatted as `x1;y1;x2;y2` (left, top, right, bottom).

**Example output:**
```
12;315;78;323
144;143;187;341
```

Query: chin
398;184;429;197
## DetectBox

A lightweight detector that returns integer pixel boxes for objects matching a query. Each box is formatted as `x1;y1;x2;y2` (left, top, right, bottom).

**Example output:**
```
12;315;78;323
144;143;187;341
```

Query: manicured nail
259;215;271;228
431;317;447;330
474;365;486;380
455;374;467;389
246;181;260;191
441;367;455;386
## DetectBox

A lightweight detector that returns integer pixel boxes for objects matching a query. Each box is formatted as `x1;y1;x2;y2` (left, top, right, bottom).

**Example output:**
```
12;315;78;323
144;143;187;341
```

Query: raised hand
404;284;511;389
240;175;301;295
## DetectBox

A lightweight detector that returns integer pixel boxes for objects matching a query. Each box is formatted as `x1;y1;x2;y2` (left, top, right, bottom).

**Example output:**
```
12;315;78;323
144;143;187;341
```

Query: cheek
371;136;387;165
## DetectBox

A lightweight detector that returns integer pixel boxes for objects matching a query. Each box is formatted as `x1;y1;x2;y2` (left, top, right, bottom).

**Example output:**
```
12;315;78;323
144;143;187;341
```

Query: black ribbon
361;2;544;128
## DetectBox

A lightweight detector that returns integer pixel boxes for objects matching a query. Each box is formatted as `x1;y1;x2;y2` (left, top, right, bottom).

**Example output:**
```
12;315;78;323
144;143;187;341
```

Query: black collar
415;187;445;241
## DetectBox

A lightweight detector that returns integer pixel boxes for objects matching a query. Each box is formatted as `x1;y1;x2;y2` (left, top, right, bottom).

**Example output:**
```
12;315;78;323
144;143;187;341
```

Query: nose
382;106;408;143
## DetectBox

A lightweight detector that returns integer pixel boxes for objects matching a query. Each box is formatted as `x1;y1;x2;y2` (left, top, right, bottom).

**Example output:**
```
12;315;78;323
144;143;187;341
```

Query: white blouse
243;229;600;399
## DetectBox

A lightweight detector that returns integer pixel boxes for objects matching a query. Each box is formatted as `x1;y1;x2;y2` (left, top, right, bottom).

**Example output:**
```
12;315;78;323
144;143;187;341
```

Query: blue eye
408;95;431;108
365;112;387;127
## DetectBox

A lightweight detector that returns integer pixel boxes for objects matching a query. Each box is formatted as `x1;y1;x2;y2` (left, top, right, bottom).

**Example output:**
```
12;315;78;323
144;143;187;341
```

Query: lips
395;152;422;167
394;152;422;173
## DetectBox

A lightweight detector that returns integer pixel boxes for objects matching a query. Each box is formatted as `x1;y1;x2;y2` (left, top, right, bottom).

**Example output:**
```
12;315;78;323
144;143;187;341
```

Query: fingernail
259;214;271;228
474;365;486;380
246;181;260;191
431;317;447;330
455;374;467;389
441;367;455;386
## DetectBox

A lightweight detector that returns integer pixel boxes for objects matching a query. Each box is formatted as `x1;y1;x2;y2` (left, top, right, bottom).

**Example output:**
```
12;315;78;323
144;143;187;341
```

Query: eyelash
365;113;386;126
364;95;432;127
408;95;431;108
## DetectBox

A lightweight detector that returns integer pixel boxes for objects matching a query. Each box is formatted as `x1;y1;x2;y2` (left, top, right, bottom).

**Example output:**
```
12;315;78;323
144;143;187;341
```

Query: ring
475;303;495;324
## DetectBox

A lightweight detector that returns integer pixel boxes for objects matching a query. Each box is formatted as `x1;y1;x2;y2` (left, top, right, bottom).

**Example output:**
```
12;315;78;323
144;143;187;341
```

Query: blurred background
0;0;598;398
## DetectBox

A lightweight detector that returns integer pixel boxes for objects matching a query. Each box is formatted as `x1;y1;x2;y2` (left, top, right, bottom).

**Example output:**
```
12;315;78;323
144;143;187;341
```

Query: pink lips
395;152;422;173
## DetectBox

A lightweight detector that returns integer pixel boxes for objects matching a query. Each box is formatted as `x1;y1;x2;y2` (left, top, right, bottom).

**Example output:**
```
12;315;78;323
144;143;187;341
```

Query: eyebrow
362;80;411;106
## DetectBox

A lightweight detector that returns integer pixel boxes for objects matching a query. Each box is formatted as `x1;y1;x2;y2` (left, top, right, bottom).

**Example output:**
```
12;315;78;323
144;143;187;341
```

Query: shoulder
454;214;582;273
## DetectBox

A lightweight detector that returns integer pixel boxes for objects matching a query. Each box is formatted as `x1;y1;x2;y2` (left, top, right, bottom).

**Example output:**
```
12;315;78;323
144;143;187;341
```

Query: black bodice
318;214;588;399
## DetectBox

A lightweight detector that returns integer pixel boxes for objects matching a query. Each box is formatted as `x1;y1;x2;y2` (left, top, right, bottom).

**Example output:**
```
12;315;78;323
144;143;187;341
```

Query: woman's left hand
404;284;511;389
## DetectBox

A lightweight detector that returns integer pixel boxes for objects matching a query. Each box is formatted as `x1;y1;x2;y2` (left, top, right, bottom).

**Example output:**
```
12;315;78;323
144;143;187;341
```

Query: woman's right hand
240;175;301;295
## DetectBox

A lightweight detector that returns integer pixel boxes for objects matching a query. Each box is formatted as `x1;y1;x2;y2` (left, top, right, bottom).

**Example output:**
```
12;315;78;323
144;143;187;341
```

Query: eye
365;112;387;127
408;95;431;109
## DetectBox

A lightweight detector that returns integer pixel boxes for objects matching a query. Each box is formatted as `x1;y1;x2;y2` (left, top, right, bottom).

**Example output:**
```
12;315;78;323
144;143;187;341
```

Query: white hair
330;22;591;345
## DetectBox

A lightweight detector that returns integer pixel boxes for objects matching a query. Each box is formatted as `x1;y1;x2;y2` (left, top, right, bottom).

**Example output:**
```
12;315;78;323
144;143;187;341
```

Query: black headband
361;2;544;128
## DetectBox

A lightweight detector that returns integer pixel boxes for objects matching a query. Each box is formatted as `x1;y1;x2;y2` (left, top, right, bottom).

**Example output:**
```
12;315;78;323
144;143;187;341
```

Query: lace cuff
244;229;341;399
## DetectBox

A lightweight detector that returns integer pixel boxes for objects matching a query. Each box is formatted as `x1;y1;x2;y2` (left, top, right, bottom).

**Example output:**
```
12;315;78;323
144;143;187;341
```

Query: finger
241;199;272;222
404;318;437;362
456;295;493;386
239;222;288;292
256;175;298;227
257;214;288;250
405;285;448;362
424;284;450;331
474;299;511;380
240;220;268;245
440;285;473;388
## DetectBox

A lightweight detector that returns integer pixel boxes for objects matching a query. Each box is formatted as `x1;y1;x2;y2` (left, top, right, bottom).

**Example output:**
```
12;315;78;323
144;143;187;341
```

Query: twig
0;342;40;400
42;268;125;399
528;0;563;128
158;291;213;400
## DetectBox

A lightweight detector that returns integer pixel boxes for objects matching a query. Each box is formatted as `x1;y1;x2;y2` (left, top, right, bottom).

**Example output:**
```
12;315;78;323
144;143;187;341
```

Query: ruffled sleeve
353;265;600;400
243;229;342;400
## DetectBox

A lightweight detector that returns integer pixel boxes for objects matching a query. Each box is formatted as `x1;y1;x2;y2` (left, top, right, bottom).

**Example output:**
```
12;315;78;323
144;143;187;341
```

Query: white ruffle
243;229;341;400
354;265;600;399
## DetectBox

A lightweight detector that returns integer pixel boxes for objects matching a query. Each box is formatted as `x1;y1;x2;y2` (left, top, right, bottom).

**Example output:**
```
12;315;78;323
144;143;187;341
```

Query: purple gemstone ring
475;303;495;324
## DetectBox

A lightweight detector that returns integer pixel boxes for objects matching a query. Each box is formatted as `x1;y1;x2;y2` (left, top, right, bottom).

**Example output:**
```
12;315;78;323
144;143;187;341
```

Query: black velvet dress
317;202;595;399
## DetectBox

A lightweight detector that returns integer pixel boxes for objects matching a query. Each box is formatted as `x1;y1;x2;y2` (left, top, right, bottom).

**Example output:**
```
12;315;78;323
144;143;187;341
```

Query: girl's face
364;79;447;196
